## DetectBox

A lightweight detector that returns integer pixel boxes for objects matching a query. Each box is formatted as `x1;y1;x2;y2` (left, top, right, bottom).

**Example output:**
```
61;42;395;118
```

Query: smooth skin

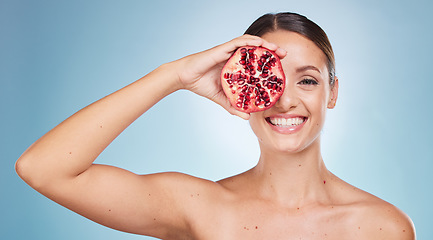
15;31;415;240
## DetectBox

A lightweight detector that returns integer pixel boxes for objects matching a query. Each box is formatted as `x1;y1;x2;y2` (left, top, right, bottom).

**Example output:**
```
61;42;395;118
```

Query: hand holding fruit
173;35;287;119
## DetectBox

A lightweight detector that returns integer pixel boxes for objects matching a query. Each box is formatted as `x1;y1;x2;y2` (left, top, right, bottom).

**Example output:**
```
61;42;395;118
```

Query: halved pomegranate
221;46;285;113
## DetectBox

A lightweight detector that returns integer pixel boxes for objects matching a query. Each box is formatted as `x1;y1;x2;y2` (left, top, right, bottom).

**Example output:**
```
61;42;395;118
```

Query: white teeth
269;117;305;127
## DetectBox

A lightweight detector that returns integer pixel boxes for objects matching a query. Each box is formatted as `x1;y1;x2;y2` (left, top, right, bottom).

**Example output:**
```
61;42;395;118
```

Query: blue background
2;0;432;239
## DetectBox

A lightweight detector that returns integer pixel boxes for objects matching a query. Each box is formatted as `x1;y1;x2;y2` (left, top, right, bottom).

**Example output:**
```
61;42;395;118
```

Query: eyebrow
295;65;322;74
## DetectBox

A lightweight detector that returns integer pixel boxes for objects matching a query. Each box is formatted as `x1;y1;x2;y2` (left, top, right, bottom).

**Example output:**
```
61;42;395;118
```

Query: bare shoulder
333;178;416;240
355;194;415;239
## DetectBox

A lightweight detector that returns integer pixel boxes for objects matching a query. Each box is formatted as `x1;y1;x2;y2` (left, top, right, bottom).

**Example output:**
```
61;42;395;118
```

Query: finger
275;48;287;59
226;35;266;51
227;106;250;120
247;36;287;59
212;91;250;120
210;35;283;65
228;35;287;59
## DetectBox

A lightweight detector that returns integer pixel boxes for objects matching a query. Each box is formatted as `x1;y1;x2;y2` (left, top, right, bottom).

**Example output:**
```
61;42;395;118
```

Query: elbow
15;153;46;190
15;155;33;184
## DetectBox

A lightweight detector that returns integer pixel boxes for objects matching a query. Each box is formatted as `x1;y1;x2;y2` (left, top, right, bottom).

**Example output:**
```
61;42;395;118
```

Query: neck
248;139;332;207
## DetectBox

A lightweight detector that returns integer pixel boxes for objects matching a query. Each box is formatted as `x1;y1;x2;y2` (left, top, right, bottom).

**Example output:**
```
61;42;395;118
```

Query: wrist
151;61;184;93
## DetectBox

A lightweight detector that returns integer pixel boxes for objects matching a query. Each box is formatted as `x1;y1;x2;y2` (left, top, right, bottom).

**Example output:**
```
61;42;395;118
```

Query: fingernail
279;48;287;54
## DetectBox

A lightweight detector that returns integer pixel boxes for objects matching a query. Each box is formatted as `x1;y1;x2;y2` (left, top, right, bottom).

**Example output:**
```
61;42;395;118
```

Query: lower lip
266;118;307;134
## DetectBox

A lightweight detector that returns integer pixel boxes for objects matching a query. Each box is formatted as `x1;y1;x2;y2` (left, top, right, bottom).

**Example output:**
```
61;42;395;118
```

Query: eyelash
299;78;318;85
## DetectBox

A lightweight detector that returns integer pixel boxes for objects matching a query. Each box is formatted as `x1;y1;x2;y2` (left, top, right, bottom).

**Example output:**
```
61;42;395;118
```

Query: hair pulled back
245;12;336;86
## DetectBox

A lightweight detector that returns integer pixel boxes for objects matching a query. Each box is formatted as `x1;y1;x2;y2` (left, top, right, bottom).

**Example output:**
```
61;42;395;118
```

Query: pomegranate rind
221;46;285;113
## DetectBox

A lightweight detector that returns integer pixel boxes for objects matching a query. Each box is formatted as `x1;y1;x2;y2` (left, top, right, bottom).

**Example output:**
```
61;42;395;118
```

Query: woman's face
249;30;338;153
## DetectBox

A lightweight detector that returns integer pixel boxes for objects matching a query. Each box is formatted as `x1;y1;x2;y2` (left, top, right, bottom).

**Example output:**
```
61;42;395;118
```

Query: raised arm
15;35;286;238
15;63;189;238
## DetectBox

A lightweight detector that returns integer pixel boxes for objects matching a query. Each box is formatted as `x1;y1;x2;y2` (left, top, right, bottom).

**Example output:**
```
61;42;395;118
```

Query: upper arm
38;164;218;238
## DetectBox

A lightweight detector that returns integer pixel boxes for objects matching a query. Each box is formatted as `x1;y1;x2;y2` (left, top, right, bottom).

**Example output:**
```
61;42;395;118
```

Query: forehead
261;30;328;75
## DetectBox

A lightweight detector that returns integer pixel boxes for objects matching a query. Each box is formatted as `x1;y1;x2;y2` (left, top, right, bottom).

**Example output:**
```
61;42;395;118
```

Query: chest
189;202;358;240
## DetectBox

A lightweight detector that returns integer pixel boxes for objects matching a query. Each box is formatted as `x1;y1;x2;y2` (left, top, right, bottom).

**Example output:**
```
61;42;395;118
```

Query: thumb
212;91;250;120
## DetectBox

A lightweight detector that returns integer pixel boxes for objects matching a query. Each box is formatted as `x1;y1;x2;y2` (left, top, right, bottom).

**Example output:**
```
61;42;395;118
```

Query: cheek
304;91;328;110
302;90;329;124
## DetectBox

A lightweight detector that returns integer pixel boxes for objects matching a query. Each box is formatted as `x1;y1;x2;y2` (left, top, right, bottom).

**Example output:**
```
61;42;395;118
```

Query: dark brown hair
245;12;336;86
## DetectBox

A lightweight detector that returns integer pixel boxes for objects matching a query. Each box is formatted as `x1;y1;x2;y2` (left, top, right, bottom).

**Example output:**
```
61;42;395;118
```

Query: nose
273;83;300;111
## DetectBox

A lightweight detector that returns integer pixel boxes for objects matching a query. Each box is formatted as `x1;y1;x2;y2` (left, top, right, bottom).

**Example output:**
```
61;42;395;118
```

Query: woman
15;12;415;239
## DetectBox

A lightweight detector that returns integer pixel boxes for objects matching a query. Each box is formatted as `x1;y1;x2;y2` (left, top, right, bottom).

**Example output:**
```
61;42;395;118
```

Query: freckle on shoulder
362;200;416;239
335;182;415;239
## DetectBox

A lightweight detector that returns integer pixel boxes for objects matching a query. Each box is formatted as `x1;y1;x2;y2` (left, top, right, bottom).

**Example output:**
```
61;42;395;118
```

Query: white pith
269;117;305;127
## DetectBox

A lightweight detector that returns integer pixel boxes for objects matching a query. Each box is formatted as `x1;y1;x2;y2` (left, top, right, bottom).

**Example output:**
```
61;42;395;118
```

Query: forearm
16;62;182;188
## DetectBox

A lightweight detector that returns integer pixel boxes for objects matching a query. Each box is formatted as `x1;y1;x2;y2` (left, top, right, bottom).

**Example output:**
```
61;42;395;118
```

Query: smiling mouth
266;117;307;127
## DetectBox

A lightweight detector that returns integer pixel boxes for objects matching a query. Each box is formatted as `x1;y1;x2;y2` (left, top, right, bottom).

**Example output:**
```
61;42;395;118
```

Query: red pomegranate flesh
221;46;285;113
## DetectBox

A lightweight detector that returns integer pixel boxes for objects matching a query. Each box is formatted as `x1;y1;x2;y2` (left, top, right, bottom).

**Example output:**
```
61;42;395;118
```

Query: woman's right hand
171;34;287;120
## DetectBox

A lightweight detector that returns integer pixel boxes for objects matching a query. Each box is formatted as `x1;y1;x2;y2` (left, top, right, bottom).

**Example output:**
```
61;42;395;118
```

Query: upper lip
266;113;307;119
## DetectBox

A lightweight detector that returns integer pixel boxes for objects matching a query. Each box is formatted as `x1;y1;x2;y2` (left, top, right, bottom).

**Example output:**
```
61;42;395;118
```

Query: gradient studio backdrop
1;0;432;239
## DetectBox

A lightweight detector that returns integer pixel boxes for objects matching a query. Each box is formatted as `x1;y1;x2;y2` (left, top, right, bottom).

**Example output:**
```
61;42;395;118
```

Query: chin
260;137;311;154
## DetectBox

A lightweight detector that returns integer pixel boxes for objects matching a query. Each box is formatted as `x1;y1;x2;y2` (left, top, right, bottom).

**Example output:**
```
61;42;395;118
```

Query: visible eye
298;78;319;85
